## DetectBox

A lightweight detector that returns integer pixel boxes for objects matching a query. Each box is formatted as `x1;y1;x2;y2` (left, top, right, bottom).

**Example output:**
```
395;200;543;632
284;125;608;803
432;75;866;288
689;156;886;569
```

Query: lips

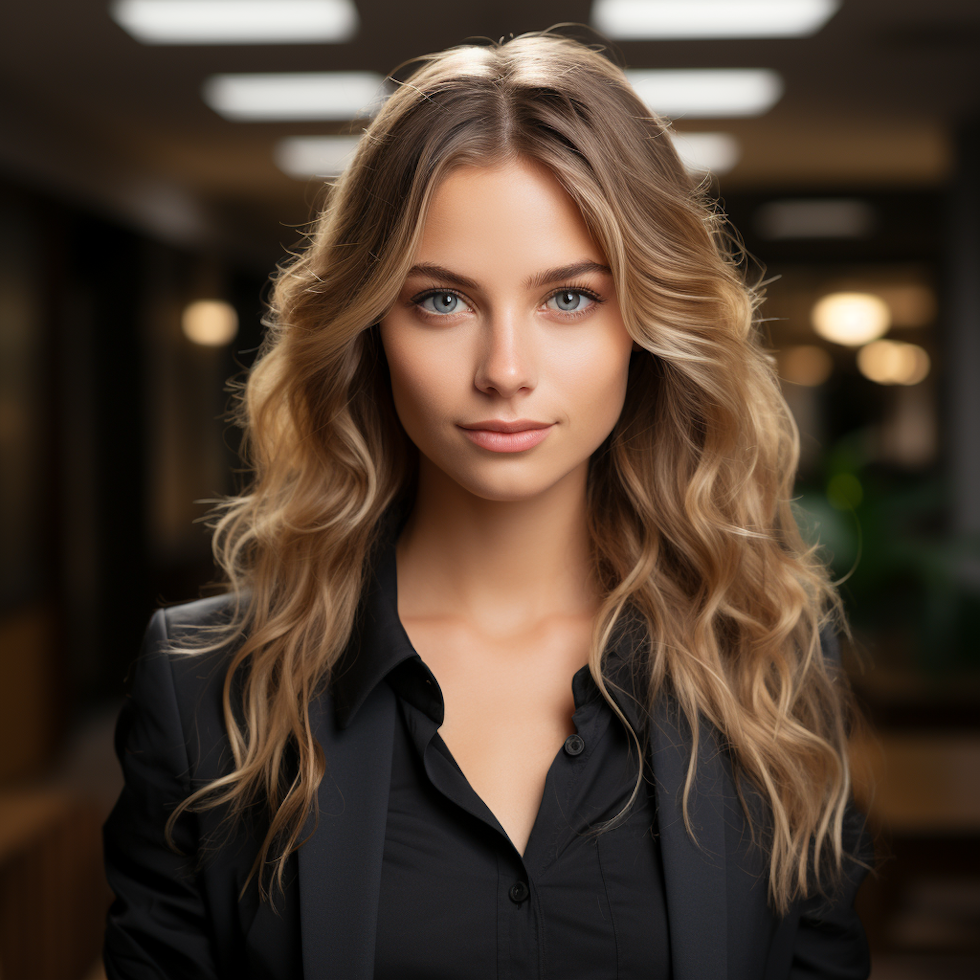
457;419;554;453
459;419;552;433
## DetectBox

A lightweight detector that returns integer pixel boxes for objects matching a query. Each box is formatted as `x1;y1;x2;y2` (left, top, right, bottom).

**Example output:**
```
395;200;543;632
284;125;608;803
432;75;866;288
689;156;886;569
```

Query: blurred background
1;2;978;977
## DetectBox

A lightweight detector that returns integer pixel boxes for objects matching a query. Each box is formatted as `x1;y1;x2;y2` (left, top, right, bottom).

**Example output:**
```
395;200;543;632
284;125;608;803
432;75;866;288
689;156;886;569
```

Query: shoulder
156;592;245;636
122;594;248;783
136;593;244;693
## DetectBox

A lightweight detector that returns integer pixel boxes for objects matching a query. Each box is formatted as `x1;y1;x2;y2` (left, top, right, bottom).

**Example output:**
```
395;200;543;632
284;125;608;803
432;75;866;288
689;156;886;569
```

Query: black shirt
331;540;672;980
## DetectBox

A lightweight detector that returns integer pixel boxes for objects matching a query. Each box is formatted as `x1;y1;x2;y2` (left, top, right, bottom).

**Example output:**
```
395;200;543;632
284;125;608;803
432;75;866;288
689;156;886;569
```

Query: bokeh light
811;291;890;346
181;300;238;346
857;339;931;385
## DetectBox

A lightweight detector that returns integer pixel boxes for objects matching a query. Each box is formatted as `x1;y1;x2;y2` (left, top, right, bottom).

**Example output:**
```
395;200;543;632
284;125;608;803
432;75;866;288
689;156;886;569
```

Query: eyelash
408;284;604;321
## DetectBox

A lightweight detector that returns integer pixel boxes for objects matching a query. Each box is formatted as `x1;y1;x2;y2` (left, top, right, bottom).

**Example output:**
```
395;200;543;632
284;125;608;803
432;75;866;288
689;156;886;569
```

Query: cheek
563;332;633;429
384;345;424;426
380;327;454;436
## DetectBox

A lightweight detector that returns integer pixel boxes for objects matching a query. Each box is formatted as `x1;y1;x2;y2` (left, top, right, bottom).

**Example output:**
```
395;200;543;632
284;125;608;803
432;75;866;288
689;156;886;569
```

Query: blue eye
417;291;471;315
546;290;595;313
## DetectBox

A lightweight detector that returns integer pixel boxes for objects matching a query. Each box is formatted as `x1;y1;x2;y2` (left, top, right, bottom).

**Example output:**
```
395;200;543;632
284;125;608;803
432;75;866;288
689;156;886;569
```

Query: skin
378;158;635;856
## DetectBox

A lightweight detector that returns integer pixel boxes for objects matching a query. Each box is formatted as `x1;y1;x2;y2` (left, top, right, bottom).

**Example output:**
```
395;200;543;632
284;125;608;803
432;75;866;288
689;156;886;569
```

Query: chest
398;615;593;855
374;674;671;980
246;675;780;980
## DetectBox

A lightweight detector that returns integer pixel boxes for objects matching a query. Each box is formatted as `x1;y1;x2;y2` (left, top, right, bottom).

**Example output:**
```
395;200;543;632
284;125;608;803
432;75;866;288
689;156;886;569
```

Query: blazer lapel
297;680;397;980
652;695;730;980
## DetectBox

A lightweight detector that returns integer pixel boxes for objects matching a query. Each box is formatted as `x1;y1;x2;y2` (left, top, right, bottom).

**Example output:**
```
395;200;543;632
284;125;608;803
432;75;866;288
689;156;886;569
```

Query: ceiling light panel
626;69;783;118
275;135;362;178
111;0;358;45
670;132;740;175
203;72;387;121
592;0;840;40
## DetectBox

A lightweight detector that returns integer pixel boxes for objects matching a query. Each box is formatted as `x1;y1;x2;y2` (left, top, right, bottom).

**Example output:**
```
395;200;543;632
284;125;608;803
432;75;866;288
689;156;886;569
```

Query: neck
395;458;597;633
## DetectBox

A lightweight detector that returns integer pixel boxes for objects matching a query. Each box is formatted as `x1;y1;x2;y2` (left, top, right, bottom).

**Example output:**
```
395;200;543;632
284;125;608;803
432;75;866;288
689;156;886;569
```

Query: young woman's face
379;158;634;503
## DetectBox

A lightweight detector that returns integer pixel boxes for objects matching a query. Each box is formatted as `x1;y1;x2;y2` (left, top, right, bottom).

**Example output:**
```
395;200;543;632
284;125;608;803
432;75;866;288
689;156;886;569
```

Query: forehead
413;159;606;273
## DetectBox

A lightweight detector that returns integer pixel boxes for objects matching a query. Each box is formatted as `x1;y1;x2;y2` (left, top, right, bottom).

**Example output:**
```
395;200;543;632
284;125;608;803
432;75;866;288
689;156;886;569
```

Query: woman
104;32;872;980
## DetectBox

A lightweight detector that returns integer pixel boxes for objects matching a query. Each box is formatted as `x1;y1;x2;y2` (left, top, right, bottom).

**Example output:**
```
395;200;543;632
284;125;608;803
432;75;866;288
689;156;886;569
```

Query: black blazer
104;596;872;980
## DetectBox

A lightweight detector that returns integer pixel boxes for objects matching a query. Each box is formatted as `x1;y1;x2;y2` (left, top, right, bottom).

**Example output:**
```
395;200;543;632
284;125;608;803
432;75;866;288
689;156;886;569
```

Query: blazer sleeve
103;610;220;980
788;626;874;979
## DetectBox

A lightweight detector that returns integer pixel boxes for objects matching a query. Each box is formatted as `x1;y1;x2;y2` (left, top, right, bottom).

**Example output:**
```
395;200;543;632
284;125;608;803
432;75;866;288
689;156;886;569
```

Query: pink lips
458;419;554;453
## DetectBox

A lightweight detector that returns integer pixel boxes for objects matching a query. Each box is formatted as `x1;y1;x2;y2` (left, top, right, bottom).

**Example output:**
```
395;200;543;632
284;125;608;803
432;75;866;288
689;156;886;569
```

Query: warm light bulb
182;300;238;346
811;292;890;346
857;340;930;385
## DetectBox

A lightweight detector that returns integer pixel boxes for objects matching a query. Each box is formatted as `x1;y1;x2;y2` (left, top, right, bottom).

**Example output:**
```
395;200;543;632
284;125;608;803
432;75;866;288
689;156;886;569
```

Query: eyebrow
405;260;612;292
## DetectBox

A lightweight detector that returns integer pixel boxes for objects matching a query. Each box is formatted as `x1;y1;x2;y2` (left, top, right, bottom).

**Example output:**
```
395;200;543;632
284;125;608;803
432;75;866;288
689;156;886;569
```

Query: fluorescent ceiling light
275;135;362;178
110;0;358;44
626;69;782;118
755;199;877;239
277;131;742;181
203;72;387;121
670;132;740;175
592;0;840;40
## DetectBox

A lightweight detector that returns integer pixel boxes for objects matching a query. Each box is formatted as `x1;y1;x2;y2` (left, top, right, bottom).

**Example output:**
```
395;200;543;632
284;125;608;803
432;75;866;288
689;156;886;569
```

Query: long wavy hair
169;31;858;915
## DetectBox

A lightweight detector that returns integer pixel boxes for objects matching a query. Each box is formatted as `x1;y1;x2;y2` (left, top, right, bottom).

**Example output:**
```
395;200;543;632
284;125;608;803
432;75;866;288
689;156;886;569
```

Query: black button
508;881;529;904
564;734;585;756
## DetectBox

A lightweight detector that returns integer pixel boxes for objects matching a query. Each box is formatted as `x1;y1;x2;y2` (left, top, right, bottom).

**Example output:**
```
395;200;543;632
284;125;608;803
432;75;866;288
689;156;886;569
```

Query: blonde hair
169;32;858;915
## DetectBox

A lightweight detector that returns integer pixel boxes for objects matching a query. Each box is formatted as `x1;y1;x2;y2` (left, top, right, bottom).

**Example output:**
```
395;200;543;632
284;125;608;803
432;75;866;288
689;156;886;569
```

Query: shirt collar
331;526;419;729
331;516;652;737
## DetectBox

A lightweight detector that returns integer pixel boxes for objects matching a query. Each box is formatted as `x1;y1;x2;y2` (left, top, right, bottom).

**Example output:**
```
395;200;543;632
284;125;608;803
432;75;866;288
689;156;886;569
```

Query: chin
465;482;553;503
445;460;581;504
438;471;536;502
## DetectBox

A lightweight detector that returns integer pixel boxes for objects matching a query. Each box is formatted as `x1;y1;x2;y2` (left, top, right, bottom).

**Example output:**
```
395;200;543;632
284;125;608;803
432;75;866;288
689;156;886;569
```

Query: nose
473;310;536;399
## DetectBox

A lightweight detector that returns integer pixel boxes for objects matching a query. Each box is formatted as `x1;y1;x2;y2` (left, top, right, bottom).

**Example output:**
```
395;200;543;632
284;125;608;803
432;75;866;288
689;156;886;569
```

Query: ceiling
2;0;979;264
